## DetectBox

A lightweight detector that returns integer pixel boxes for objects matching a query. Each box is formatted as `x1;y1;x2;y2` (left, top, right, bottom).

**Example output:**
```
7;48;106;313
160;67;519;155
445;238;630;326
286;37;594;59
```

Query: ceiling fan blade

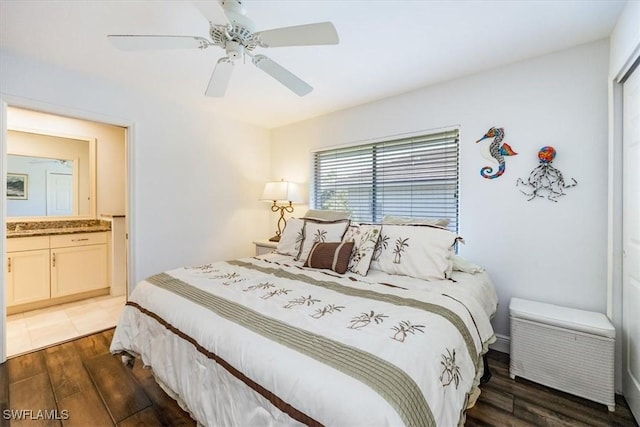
252;55;312;96
107;35;209;50
254;22;339;48
192;0;230;26
205;58;234;97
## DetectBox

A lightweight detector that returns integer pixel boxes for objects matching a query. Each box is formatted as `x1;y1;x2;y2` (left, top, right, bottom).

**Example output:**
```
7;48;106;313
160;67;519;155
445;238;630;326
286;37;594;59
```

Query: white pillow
302;209;351;221
342;224;381;276
276;218;305;257
382;215;450;228
296;219;350;262
452;255;485;273
369;224;461;281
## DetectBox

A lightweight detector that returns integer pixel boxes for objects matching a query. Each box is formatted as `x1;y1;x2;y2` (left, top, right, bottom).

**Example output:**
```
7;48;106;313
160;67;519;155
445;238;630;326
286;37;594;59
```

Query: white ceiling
0;0;627;129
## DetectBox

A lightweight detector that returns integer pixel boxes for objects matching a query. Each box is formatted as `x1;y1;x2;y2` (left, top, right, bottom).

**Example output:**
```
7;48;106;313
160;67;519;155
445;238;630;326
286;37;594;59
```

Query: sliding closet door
623;65;640;422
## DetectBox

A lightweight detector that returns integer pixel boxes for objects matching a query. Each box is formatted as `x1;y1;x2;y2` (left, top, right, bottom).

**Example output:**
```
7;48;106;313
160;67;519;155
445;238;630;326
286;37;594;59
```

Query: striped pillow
303;241;355;274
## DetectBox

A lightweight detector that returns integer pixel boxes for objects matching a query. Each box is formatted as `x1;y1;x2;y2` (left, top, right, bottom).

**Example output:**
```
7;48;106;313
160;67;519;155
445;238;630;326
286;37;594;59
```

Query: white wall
0;49;272;285
610;0;640;78
270;40;611;346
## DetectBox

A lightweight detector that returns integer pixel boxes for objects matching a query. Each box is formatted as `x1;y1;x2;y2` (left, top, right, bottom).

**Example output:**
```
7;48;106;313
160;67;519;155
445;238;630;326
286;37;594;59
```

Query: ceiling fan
107;0;339;97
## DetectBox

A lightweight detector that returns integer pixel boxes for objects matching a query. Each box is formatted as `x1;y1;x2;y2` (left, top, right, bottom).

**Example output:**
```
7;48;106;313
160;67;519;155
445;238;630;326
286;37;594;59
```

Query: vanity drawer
7;236;50;252
50;232;108;248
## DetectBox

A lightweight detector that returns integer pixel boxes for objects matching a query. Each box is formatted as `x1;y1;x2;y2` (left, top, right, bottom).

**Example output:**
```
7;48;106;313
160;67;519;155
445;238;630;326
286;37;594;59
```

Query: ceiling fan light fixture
108;0;339;97
225;41;244;59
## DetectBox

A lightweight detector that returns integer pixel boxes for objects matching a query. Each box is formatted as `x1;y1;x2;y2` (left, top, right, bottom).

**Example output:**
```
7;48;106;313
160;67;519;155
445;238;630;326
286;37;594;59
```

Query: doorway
622;62;640;423
1;102;131;361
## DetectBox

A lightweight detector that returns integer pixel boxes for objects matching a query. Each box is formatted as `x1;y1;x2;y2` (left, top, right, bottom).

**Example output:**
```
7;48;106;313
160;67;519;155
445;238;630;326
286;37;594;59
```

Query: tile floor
6;294;126;357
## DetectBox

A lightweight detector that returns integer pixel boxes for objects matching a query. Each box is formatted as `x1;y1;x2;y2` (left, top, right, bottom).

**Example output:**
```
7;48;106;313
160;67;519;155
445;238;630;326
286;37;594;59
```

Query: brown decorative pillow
304;241;355;274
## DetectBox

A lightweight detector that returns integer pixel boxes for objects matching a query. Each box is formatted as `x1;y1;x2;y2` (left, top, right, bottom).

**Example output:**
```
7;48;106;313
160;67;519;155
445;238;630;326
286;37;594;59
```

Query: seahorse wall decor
475;127;518;179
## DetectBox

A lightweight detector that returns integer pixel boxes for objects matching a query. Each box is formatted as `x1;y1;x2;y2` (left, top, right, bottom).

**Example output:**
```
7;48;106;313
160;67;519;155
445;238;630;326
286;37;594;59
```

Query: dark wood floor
466;351;637;427
0;329;637;426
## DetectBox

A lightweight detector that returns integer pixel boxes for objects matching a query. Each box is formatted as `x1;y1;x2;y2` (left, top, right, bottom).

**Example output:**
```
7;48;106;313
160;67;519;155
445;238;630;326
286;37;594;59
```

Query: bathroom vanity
6;220;111;314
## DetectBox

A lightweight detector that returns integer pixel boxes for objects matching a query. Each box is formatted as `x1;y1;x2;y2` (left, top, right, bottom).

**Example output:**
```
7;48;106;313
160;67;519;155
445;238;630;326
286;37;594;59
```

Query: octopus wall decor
516;146;577;202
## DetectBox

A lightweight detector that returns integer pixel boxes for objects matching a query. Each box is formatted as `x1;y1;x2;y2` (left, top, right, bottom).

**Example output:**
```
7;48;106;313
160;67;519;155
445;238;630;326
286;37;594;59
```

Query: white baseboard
489;333;510;354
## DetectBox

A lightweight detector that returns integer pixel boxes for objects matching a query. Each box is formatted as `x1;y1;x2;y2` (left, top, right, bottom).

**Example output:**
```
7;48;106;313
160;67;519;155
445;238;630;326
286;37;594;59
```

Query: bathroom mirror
6;129;96;219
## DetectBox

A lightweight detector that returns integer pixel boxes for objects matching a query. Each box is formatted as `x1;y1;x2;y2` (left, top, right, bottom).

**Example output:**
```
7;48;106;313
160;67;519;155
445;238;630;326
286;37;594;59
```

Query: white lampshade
261;180;304;203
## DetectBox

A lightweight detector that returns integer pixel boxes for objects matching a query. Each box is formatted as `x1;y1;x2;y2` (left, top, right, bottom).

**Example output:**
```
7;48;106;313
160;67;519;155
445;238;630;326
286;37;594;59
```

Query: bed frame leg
480;354;492;384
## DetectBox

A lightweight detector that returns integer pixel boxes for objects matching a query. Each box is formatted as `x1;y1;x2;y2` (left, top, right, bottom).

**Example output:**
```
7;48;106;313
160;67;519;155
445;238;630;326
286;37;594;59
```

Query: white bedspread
110;254;497;426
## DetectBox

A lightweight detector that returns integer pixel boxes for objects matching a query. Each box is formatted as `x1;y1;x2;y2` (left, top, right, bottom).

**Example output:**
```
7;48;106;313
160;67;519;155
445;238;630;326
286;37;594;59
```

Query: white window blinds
312;129;459;231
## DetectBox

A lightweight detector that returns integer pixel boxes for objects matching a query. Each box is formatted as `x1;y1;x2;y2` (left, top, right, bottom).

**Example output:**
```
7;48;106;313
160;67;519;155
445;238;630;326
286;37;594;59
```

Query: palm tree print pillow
276;218;305;256
342;224;382;276
369;224;461;281
296;219;350;262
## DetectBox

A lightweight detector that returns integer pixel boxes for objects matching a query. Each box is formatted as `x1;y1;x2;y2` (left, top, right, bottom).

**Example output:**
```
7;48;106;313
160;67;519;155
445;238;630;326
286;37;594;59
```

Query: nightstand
253;239;278;256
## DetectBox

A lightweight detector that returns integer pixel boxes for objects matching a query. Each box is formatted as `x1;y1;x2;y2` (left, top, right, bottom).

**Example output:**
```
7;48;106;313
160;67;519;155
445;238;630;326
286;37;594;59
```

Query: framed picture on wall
7;173;28;200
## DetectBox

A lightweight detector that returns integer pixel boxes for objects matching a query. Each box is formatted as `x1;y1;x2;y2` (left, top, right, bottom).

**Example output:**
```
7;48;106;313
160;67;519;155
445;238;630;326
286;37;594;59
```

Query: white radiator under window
509;297;616;411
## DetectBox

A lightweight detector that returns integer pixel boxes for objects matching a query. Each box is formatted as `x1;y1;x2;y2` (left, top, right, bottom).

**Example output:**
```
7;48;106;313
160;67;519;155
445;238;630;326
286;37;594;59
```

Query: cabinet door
6;249;51;306
51;244;108;298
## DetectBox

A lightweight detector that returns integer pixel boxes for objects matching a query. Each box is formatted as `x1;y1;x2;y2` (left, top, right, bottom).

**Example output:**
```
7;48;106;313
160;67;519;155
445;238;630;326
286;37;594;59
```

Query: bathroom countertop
7;225;112;238
7;219;112;238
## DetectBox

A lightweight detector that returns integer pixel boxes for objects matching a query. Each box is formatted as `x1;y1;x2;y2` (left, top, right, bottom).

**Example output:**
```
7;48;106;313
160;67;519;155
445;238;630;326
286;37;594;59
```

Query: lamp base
268;235;281;242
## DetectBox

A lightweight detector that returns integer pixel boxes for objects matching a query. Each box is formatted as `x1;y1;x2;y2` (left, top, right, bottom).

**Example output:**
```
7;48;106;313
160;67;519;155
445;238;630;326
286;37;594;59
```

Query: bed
110;218;497;426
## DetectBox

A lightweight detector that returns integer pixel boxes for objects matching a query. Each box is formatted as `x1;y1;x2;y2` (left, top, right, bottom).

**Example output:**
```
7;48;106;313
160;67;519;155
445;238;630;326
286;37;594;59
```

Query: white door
46;171;74;216
623;66;640;422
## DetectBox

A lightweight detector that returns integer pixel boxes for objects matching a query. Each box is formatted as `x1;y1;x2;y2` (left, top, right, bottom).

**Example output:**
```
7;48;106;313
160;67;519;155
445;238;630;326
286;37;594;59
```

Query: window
312;129;459;231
